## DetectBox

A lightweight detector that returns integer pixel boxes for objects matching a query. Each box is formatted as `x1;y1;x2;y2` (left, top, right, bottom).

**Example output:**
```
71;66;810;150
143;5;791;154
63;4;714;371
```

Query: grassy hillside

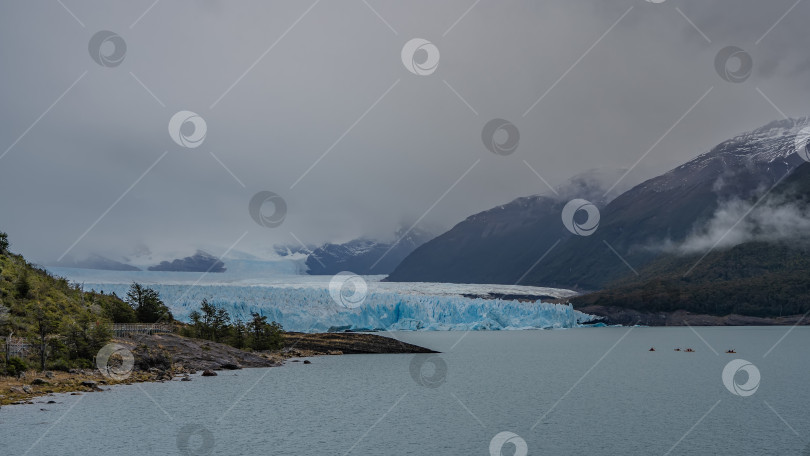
0;234;135;372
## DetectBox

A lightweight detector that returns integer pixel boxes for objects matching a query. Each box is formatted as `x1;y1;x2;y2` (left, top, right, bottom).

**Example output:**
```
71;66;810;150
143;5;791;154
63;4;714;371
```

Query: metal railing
4;336;32;359
112;323;174;337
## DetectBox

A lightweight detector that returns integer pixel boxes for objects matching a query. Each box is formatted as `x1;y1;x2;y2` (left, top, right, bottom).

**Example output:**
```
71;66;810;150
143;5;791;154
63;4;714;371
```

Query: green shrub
14;273;30;299
6;357;27;376
47;357;91;371
47;357;72;372
99;296;137;323
249;313;284;351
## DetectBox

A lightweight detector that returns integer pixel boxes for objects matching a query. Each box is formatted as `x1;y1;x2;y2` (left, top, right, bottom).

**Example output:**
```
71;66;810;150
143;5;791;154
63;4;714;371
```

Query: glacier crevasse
87;283;595;332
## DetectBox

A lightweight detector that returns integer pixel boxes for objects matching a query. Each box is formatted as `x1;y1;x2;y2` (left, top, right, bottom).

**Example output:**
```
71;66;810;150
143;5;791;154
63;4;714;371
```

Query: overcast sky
0;0;808;264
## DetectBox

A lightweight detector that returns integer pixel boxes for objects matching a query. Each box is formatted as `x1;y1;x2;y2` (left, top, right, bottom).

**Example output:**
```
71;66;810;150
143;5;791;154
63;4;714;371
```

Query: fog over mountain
0;0;809;263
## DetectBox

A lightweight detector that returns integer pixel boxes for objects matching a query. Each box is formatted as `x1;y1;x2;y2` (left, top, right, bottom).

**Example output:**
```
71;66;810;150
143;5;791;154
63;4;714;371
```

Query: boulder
220;362;242;370
303;360;312;365
153;371;171;381
44;371;55;379
201;369;217;377
22;385;33;394
9;386;25;394
81;380;101;391
31;378;49;386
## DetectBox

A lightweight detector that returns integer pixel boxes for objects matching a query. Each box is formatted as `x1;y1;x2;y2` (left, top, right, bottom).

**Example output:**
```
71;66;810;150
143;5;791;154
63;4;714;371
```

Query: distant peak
147;250;226;273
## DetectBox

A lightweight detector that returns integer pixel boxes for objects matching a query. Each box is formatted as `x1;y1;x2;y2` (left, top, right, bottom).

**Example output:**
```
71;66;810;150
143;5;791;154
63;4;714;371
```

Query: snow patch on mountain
652;118;810;193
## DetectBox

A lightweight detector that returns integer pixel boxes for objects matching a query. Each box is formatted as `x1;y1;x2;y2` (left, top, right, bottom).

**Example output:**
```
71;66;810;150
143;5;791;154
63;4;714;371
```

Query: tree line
180;298;284;351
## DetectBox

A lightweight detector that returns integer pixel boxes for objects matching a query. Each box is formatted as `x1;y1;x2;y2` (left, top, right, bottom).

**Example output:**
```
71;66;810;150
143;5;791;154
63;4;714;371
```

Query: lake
1;327;808;455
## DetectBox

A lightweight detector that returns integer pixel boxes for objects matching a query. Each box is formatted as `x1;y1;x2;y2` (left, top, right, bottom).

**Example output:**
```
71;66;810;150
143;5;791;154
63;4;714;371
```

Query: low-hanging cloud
0;0;809;264
659;194;810;255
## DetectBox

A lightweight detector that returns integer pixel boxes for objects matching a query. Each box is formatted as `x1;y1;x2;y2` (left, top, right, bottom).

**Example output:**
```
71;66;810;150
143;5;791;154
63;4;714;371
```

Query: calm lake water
1;327;809;455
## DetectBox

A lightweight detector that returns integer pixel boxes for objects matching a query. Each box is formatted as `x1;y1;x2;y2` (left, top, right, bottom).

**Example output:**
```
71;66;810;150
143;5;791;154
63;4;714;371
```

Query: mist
1;0;809;263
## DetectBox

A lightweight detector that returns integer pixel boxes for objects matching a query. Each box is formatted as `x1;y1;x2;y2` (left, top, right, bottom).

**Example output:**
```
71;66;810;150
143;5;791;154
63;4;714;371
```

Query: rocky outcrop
281;332;438;355
116;333;281;373
2;332;436;407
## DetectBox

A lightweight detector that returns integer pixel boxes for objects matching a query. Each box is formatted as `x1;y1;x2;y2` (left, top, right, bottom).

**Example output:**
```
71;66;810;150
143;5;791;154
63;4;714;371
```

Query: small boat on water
674;348;681;351
726;349;736;354
684;348;695;352
649;347;656;351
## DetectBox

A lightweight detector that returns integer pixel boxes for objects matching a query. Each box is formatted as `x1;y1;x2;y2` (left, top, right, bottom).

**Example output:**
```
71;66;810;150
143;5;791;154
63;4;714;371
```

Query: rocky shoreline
0;332;434;407
577;305;810;327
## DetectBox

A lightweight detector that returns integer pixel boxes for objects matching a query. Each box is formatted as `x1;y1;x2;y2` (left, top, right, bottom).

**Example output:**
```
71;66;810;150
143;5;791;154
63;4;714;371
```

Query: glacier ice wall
86;283;594;332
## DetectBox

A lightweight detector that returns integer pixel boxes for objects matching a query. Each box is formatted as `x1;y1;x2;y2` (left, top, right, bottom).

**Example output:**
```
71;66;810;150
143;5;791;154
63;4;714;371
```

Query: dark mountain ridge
386;118;810;291
572;160;810;319
148;250;226;273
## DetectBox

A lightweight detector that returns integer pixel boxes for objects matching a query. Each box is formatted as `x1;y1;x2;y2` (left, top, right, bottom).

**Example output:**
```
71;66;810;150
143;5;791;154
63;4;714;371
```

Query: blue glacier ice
83;282;595;332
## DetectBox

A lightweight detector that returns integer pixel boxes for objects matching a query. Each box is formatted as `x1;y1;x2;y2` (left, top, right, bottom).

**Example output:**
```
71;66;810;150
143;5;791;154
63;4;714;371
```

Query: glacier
47;266;595;332
76;282;593;332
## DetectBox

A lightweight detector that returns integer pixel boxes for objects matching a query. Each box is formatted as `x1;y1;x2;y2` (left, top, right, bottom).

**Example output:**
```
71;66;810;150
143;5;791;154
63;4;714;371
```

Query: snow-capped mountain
387;118;810;290
646;118;807;194
306;227;434;275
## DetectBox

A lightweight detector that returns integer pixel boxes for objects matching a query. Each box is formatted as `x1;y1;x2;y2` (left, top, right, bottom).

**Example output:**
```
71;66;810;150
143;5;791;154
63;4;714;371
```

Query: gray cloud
0;0;808;263
657;195;810;255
